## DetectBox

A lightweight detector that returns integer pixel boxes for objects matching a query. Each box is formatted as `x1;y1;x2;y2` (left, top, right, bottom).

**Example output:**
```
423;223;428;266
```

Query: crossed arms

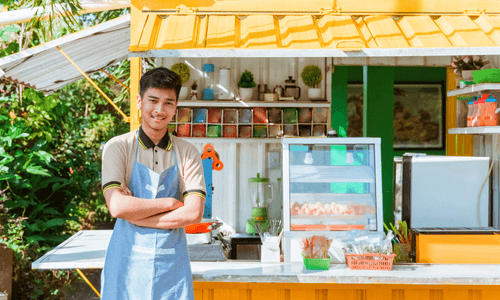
104;183;204;229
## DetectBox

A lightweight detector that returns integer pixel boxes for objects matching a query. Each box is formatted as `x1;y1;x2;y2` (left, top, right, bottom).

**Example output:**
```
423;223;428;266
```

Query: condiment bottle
484;94;498;126
467;99;475;127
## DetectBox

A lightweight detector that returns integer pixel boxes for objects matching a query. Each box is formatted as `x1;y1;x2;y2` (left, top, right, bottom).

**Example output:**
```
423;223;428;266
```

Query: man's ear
137;94;142;110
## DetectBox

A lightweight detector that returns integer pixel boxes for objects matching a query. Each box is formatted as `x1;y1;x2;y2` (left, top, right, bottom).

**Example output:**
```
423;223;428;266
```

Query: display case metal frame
281;137;384;262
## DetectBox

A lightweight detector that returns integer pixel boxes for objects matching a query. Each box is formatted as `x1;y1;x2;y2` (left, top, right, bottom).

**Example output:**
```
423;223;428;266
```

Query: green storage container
473;69;500;84
303;257;331;270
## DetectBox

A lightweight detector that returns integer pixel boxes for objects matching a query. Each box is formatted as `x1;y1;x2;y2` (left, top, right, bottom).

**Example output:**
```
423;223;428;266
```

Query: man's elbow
107;199;123;219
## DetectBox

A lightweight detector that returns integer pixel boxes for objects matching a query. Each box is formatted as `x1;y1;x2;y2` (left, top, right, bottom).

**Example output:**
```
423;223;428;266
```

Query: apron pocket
132;244;176;255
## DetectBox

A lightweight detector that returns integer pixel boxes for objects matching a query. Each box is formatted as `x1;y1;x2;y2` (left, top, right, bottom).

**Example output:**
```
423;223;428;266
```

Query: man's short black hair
139;67;182;101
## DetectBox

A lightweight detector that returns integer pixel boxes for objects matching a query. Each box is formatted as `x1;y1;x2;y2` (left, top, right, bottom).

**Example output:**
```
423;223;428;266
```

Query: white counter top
32;230;500;285
190;261;500;285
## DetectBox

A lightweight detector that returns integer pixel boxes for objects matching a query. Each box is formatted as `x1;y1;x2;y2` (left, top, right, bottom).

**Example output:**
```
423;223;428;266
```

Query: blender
246;173;273;234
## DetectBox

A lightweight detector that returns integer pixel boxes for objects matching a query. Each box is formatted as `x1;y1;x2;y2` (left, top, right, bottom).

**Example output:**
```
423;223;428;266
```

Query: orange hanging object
201;144;224;171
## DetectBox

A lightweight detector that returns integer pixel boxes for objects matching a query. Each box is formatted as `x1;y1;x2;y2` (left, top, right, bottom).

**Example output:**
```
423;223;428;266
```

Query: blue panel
202;158;213;218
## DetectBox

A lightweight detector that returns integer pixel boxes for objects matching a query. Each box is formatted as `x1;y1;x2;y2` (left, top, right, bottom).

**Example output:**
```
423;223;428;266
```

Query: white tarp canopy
0;0;130;26
0;14;130;94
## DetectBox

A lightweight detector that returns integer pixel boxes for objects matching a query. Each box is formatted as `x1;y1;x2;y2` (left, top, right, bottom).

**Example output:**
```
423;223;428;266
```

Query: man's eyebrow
147;95;159;100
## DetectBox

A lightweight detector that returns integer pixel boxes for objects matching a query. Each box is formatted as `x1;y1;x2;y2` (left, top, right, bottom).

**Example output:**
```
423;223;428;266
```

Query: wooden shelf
447;83;500;97
178;100;330;108
182;138;283;144
449;127;500;135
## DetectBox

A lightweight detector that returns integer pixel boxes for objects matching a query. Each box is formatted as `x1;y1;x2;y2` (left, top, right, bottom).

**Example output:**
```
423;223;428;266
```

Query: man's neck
142;126;167;146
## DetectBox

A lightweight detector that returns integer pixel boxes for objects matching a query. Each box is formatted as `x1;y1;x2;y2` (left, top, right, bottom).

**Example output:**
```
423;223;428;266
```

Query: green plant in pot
237;70;256;101
171;62;191;100
301;65;323;100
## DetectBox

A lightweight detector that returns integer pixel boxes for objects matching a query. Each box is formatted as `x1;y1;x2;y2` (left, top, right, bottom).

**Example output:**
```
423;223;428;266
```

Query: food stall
123;0;500;298
2;0;500;298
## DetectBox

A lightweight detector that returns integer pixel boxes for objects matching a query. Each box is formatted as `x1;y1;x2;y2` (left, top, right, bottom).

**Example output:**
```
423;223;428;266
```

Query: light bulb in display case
304;151;313;164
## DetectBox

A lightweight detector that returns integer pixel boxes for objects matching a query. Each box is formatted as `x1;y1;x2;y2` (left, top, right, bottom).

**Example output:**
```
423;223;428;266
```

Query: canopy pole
99;68;130;91
56;46;130;123
76;268;101;298
130;57;141;132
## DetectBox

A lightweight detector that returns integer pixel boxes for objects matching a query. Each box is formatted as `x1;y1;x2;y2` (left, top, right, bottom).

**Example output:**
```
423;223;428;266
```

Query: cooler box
413;228;500;264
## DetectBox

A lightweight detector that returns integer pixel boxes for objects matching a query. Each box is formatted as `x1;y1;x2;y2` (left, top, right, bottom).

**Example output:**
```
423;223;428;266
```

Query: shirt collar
138;126;172;150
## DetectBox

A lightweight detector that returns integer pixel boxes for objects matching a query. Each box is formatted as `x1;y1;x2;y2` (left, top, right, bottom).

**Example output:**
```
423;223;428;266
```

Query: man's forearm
105;188;183;221
128;195;204;229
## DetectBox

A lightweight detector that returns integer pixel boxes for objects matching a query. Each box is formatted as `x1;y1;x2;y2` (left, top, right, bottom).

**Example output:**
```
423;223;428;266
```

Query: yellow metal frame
130;57;141;132
56;46;130;123
76;268;101;298
132;0;500;15
445;67;473;156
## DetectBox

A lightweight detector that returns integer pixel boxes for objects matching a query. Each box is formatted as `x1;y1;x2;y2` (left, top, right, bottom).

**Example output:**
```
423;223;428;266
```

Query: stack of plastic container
469;94;498;127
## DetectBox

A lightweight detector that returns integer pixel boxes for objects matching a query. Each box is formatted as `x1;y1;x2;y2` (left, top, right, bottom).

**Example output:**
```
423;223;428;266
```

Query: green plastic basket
303;257;331;270
473;69;500;84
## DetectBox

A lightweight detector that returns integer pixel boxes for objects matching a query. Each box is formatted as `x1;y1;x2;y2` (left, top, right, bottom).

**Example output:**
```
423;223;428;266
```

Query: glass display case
281;137;384;262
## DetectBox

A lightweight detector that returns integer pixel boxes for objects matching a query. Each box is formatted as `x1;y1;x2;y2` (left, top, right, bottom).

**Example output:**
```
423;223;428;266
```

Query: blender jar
246;173;273;234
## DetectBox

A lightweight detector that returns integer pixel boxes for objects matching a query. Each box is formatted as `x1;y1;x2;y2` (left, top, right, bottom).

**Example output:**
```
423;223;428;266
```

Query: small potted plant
301;65;323;100
237;70;256;101
451;55;488;83
171;62;191;100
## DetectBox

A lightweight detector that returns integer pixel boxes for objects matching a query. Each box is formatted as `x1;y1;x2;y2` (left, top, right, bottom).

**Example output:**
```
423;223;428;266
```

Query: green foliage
171;62;191;84
301;65;322;88
237;70;256;88
0;25;20;57
0;58;130;298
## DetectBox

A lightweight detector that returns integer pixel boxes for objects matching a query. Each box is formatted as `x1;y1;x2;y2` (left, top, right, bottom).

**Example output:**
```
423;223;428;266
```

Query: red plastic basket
345;252;396;271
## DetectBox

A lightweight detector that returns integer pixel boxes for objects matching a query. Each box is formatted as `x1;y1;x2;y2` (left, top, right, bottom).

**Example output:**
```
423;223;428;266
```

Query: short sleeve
101;137;128;193
180;143;207;200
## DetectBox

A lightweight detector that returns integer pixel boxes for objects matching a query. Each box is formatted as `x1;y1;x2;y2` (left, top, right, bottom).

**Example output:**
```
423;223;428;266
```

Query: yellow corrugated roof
129;14;500;52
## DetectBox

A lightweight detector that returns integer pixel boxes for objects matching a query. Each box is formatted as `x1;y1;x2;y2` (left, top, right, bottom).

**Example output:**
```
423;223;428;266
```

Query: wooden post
0;244;13;300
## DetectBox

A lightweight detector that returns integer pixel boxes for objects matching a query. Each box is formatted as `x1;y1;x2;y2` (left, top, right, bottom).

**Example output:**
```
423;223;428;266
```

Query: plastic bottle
467;99;475;127
484;94;498;126
477;95;487;126
472;98;480;127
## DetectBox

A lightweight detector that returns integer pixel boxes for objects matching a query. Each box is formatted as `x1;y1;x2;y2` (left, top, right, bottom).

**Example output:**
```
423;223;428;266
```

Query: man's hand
121;182;132;196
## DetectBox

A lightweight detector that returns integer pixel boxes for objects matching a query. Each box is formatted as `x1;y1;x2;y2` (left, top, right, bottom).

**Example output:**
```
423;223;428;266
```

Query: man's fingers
121;182;132;195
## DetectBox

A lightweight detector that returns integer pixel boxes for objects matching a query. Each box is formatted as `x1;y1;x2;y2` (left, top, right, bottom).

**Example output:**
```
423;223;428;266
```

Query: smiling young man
100;67;206;300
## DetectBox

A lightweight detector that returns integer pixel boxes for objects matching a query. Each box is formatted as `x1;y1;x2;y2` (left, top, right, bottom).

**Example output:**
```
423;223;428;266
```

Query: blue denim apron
101;132;194;300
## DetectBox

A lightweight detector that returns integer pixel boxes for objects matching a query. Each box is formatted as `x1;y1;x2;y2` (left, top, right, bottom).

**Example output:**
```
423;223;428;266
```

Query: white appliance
401;155;491;228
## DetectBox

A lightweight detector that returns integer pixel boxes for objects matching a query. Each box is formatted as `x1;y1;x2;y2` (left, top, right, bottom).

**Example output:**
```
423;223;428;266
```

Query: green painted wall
331;66;349;137
363;66;395;228
330;65;448;226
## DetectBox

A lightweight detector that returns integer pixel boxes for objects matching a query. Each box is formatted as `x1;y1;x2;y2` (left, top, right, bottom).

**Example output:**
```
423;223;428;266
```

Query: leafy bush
237;70;256;88
301;65;322;88
0;60;129;299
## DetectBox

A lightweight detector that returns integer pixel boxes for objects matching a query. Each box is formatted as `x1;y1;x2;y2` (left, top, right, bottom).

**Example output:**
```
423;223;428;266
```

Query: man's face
137;87;178;132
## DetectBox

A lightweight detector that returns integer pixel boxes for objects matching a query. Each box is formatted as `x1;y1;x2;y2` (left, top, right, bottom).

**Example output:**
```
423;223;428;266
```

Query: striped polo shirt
101;126;206;201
